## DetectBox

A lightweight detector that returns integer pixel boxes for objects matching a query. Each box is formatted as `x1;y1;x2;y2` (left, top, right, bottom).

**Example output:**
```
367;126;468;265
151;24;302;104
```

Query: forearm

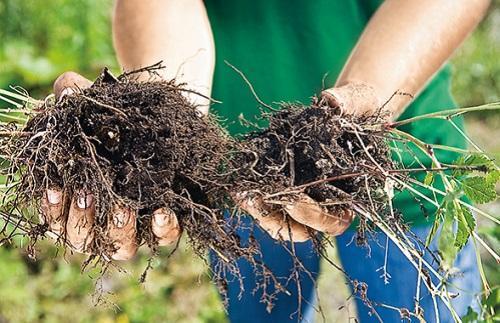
113;0;215;113
336;0;490;117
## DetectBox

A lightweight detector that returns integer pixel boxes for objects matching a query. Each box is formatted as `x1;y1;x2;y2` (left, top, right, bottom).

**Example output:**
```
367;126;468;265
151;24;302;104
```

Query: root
224;102;396;245
0;67;271;303
0;65;457;320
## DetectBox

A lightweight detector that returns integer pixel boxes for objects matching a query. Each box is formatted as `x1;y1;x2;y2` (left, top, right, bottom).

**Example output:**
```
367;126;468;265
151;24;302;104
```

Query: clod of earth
225;103;396;244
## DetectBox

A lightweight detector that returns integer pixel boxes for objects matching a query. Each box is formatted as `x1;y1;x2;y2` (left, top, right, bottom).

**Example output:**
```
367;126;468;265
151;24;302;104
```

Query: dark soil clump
3;68;245;262
227;102;394;243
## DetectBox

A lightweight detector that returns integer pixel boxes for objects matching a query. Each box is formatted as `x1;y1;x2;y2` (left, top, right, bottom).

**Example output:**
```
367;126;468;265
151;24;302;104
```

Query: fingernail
113;210;130;228
47;189;62;205
76;191;94;209
153;212;169;227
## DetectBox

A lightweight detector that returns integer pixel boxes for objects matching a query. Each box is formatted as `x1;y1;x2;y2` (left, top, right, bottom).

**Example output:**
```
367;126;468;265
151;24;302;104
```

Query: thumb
320;87;344;110
53;71;92;100
321;83;380;116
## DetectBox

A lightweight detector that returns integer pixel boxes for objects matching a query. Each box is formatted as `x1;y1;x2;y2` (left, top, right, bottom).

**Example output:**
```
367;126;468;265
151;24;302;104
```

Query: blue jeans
211;216;480;323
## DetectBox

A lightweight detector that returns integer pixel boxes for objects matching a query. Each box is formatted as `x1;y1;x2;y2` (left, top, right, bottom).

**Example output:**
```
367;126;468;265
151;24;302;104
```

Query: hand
234;85;380;241
41;72;181;260
233;83;383;241
234;192;354;242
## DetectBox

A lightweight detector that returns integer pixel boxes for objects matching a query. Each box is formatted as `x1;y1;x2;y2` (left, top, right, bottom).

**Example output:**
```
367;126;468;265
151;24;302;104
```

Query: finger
65;191;95;253
108;206;138;260
235;193;311;242
53;71;92;100
40;189;68;234
152;208;181;246
282;194;354;236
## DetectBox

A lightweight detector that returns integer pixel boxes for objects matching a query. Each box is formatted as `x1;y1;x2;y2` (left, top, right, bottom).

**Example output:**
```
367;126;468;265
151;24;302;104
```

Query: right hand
233;192;354;243
232;84;381;242
42;72;182;260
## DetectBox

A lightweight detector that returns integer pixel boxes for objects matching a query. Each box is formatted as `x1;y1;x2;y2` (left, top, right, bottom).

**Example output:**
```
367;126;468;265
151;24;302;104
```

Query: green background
0;1;498;322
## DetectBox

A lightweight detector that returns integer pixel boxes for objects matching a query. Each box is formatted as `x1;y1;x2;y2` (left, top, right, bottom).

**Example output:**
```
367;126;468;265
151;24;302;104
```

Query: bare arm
324;0;490;117
113;0;215;113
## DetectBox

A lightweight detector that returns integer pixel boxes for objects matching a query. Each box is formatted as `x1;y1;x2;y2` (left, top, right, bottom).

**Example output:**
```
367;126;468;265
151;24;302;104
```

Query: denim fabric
211;216;480;323
209;215;320;323
336;227;480;322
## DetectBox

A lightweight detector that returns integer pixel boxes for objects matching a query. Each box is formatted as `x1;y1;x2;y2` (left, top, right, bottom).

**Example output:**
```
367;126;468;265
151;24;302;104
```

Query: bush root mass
3;69;245;262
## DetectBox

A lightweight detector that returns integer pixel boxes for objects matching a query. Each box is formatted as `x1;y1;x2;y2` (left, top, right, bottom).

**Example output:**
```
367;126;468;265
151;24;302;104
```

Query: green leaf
486;169;500;185
424;171;434;186
453;154;495;177
462;176;497;204
438;203;458;269
426;204;444;247
461;307;479;323
454;205;475;250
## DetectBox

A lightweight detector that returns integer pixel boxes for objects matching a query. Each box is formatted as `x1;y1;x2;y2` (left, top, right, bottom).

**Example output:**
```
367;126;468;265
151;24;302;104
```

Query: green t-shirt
205;1;466;226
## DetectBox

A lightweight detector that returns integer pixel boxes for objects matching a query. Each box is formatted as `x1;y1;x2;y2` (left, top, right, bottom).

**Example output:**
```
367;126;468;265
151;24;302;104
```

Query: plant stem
387;102;500;128
267;165;488;198
404;176;500;225
0;95;23;108
353;204;461;321
0;89;40;105
388;130;493;293
0;112;27;123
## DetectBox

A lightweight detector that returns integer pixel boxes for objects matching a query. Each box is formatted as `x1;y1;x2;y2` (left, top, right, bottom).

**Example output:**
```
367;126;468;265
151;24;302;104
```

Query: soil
1;66;396;312
6;68;243;262
226;102;395;243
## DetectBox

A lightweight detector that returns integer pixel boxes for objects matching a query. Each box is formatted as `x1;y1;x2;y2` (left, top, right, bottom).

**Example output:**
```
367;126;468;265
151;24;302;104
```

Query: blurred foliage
0;0;498;322
452;0;500;109
0;0;118;96
0;237;225;323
